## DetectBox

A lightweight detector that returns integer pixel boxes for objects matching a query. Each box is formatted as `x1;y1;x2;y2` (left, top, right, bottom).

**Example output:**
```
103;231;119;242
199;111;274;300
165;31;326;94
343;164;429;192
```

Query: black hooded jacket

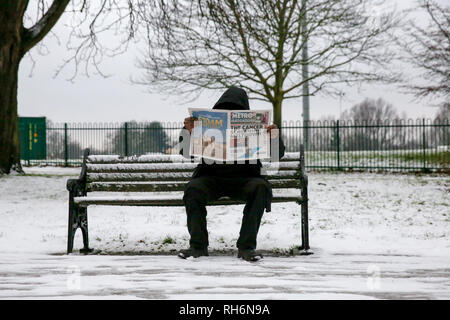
180;86;285;178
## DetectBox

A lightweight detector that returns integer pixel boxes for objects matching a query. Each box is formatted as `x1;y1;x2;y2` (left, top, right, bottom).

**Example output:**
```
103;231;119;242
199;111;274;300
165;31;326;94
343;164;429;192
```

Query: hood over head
213;86;250;110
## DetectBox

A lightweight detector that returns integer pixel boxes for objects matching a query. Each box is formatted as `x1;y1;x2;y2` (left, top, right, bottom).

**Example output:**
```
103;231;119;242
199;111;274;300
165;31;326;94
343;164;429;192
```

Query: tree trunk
0;1;27;174
272;98;283;130
0;54;22;174
0;0;73;174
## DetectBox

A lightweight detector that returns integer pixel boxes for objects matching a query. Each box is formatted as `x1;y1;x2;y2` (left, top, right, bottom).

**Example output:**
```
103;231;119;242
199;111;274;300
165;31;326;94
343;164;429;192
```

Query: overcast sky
17;0;445;125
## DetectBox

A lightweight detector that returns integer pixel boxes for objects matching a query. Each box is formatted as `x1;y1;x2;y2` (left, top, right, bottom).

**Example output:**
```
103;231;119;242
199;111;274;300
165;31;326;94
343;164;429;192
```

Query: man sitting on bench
178;86;285;262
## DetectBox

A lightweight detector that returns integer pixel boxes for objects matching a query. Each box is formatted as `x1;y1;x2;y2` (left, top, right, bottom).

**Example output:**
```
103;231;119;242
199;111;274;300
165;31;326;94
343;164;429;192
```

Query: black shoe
178;247;209;259
238;249;263;262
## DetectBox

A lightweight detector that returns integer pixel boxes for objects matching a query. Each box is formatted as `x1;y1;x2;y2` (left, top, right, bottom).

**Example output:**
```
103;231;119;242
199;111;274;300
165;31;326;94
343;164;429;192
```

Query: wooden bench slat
87;152;302;164
74;191;302;207
86;179;300;192
87;170;299;182
86;162;300;173
87;154;194;164
87;182;186;192
87;172;193;182
74;197;301;207
87;162;198;172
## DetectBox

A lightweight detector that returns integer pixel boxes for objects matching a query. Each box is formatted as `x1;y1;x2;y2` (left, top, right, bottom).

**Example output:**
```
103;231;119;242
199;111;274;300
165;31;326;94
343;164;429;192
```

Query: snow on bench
87;152;302;163
85;161;300;173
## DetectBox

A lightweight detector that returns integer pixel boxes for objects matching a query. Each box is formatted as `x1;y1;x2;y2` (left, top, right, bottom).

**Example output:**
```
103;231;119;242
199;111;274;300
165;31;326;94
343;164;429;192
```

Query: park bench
66;146;311;255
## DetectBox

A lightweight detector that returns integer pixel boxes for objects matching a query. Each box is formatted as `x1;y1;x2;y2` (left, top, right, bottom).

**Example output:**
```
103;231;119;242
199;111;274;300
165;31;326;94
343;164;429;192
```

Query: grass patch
162;236;176;245
377;151;449;166
305;150;449;170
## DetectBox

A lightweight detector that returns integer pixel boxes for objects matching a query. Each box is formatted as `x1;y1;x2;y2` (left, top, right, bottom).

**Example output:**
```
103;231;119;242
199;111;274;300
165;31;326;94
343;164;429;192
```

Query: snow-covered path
1;253;449;299
0;167;449;299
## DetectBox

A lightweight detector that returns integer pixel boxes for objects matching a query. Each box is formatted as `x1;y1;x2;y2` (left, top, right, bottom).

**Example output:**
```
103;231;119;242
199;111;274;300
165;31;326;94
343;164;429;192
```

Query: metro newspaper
189;108;272;162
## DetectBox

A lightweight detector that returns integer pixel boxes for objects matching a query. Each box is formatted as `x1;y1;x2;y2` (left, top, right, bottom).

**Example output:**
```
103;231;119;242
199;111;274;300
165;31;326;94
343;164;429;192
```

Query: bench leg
298;174;313;255
67;202;77;254
67;202;93;254
79;208;93;254
299;199;313;255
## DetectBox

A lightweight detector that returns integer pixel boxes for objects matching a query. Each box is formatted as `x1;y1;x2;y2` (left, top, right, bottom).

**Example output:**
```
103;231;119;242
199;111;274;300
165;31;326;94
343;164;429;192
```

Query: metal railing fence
22;119;449;172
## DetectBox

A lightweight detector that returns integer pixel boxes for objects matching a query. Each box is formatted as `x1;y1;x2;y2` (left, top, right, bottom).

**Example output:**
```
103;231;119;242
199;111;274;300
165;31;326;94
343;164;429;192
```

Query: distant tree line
282;98;449;152
108;121;170;156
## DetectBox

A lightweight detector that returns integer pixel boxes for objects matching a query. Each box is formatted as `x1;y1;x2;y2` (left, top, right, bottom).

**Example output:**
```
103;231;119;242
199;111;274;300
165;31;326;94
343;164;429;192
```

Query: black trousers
183;176;272;250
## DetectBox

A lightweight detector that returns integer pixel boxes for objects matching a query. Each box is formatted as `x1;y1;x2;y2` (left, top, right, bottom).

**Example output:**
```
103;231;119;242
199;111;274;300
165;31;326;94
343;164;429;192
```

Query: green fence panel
19;117;47;161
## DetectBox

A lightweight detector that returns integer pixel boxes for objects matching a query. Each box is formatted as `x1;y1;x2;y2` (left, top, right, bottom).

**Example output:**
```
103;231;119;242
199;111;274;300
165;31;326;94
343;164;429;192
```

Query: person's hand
267;124;279;139
184;117;197;133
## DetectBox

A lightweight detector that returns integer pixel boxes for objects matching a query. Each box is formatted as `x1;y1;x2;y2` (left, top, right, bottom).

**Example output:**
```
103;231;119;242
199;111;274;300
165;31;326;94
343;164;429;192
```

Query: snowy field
0;167;449;299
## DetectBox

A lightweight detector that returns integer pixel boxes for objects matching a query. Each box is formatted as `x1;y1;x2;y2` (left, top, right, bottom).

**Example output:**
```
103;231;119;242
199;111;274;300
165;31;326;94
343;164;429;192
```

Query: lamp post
301;0;310;150
339;92;345;120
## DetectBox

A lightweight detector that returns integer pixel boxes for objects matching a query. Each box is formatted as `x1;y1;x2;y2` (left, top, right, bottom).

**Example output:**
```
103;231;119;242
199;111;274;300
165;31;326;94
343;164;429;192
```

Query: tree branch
21;0;70;54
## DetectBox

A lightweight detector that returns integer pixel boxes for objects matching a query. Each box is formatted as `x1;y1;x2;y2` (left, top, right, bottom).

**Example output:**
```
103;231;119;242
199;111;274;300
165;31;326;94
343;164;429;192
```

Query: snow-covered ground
0;167;449;299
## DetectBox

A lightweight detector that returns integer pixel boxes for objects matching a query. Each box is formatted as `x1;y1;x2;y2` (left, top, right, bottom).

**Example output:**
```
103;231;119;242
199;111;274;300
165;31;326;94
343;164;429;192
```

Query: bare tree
0;0;145;174
137;0;399;127
340;98;403;150
399;0;449;102
341;98;399;122
109;121;170;156
433;104;450;147
46;120;83;160
435;104;450;121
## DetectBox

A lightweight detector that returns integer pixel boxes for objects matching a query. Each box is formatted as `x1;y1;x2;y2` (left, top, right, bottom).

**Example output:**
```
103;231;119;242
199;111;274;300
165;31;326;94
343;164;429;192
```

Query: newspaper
189;108;271;161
